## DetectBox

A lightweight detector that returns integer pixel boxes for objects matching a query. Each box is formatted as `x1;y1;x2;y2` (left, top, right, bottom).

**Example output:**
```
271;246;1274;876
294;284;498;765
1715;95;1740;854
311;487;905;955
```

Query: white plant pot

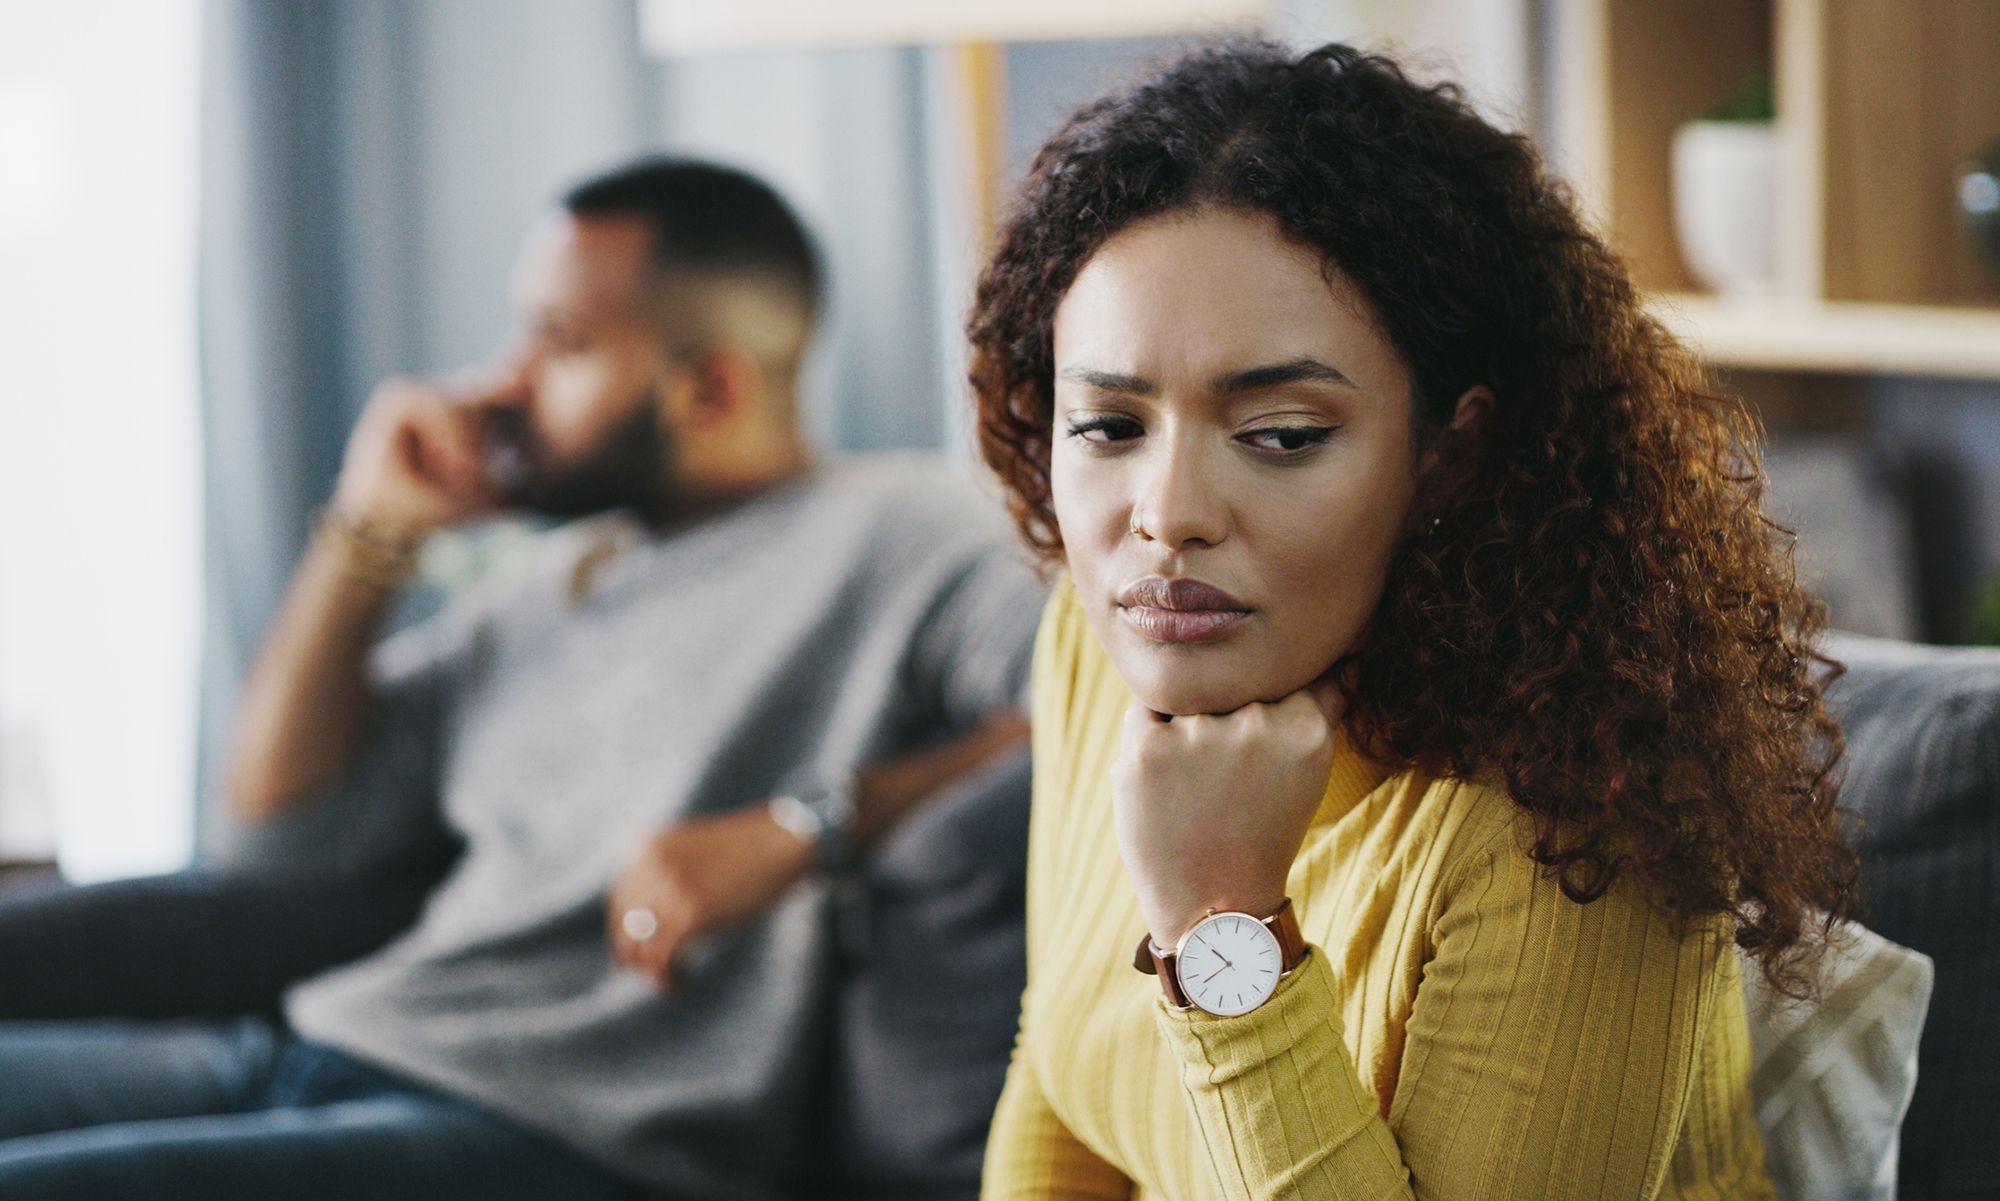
1672;120;1778;296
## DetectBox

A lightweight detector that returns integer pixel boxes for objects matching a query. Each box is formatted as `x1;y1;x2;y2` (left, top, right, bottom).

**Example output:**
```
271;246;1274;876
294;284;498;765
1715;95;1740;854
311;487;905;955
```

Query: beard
488;387;678;523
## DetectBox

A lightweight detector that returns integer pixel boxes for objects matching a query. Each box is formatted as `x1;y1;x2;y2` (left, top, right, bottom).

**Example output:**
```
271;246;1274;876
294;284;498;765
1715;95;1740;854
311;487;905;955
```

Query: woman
970;41;1856;1199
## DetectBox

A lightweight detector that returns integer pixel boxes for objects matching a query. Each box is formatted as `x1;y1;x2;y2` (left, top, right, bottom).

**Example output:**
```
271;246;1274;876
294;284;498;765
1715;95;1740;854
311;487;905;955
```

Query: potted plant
1672;67;1778;296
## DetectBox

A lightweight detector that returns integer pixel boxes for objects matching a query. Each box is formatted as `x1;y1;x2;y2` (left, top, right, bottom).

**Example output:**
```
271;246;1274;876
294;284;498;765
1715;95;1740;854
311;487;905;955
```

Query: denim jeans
0;1016;649;1200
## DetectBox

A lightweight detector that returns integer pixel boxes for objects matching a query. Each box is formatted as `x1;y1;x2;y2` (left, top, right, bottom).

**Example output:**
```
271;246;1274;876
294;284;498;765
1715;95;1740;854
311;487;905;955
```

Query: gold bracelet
315;506;424;588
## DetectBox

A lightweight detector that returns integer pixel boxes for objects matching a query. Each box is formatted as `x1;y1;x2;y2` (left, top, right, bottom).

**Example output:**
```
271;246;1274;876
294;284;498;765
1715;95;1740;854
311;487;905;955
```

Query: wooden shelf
1817;1;2000;308
1649;293;2000;381
1553;0;2000;382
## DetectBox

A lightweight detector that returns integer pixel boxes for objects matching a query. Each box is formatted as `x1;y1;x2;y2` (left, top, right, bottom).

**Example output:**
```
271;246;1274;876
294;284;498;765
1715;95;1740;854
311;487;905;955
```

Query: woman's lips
1119;606;1250;643
1116;577;1252;644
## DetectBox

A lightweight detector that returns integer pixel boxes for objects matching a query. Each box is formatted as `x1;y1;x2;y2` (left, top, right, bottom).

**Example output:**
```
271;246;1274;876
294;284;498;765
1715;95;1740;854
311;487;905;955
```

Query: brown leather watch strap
1266;896;1306;970
1133;932;1193;1009
1134;898;1307;1012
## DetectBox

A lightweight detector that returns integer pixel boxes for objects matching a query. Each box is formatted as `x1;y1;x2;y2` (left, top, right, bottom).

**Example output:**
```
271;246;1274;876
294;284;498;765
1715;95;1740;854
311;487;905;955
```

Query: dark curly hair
968;39;1858;996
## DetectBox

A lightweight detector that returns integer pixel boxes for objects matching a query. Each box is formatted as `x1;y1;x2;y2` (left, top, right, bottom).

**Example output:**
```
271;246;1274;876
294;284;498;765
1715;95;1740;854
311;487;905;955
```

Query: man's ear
676;346;765;430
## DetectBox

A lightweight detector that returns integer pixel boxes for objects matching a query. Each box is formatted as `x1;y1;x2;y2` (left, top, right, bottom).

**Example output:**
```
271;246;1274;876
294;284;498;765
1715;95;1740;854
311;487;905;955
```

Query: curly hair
968;39;1858;996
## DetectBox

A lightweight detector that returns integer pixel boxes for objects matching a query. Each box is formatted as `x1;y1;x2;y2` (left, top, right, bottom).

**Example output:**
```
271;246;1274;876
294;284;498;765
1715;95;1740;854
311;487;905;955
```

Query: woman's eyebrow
1057;367;1156;396
1056;357;1356;396
1214;357;1356;392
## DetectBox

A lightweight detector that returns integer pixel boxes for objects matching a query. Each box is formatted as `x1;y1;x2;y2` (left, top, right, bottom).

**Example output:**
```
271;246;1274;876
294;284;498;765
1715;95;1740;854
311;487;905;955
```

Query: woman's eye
1242;425;1337;453
1066;416;1144;445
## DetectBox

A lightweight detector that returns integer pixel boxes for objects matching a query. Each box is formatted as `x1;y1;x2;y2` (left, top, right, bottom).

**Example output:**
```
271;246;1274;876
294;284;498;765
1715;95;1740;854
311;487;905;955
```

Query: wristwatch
767;766;858;872
1134;898;1309;1016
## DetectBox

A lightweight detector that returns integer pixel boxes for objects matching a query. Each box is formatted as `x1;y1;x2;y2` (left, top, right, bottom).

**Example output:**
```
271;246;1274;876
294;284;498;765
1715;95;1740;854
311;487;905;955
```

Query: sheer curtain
195;0;661;853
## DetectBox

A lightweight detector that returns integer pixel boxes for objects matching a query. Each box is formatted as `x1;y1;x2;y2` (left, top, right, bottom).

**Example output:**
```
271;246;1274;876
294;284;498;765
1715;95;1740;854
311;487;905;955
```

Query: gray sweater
278;454;1045;1197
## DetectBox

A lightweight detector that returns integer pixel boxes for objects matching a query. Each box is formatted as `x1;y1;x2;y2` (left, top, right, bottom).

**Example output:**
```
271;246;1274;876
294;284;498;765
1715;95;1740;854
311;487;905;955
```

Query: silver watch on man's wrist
767;766;858;872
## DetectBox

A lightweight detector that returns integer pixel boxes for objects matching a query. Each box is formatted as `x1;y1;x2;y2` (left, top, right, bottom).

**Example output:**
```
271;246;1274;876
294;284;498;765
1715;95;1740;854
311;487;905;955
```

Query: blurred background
1;0;1995;884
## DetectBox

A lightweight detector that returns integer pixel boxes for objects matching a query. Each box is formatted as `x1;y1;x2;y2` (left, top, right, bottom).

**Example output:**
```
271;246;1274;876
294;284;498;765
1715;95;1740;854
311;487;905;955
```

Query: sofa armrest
0;858;447;1020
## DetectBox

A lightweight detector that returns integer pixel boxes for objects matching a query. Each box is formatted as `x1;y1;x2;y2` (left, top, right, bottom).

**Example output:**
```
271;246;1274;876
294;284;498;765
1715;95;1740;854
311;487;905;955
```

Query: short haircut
562;156;822;324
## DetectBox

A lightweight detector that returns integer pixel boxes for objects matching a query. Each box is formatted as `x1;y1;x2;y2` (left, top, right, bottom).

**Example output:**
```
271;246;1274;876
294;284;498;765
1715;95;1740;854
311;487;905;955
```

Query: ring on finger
621;906;660;942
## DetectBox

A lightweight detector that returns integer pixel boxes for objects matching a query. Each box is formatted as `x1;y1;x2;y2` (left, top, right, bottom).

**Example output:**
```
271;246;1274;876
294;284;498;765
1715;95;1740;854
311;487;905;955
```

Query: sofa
1816;633;2000;1200
1;632;1995;1198
0;746;1031;1200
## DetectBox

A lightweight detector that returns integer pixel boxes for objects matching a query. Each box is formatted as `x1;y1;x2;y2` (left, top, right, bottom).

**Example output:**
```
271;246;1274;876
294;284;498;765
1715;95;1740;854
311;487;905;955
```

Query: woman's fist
1112;684;1345;946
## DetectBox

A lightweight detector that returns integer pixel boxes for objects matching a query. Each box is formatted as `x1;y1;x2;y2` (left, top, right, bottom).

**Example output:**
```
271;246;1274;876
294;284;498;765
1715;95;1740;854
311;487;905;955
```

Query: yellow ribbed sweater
982;580;1774;1200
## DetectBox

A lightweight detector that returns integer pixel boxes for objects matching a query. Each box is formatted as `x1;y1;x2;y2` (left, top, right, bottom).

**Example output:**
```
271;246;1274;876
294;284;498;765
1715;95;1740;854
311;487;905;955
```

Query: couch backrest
818;746;1030;1201
1822;633;2000;1200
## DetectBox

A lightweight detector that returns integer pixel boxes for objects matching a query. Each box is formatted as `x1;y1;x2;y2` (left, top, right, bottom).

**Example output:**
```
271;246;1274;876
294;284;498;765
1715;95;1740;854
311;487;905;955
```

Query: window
0;0;203;880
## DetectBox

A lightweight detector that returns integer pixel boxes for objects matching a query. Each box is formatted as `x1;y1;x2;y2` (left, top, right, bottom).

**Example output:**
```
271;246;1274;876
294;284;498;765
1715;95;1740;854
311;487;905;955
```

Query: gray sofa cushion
821;745;1030;1201
1823;633;2000;1200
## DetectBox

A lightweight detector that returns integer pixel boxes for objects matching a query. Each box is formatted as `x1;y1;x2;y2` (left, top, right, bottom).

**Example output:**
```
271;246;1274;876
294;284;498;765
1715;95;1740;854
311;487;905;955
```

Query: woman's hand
1113;682;1347;948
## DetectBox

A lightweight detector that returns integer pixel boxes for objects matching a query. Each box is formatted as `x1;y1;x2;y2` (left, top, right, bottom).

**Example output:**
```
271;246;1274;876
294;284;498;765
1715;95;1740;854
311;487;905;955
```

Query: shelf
1648;293;2000;381
1553;0;2000;381
1817;1;2000;308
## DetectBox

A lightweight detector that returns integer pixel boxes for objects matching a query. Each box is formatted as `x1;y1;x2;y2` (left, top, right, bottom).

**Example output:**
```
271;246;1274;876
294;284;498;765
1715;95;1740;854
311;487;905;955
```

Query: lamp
637;0;1272;242
638;0;1270;55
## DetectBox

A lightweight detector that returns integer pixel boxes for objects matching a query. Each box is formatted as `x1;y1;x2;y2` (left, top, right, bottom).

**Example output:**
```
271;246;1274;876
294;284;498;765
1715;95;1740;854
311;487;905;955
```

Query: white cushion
1743;920;1934;1201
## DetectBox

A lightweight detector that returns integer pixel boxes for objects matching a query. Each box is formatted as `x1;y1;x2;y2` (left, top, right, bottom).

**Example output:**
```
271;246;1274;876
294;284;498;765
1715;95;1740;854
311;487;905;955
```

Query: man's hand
1112;682;1348;948
328;366;528;535
604;713;1030;991
606;805;814;992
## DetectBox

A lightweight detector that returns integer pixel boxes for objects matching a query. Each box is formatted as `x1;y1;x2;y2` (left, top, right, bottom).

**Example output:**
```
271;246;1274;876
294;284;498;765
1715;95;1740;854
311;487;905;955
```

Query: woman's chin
1122;670;1266;718
1097;617;1338;716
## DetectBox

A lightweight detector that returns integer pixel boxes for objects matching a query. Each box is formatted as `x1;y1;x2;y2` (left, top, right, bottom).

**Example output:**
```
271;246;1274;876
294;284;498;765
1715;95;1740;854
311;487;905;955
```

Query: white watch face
1175;912;1284;1016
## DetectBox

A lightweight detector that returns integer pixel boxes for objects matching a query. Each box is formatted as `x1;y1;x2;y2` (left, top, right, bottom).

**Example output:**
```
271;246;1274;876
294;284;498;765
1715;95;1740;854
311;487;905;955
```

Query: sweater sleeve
1151;832;1735;1200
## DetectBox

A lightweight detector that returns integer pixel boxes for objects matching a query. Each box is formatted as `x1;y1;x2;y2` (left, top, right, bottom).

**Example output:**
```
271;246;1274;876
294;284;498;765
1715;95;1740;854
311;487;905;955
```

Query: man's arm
225;536;404;823
225;371;521;824
606;712;1028;990
850;708;1029;846
608;507;1048;989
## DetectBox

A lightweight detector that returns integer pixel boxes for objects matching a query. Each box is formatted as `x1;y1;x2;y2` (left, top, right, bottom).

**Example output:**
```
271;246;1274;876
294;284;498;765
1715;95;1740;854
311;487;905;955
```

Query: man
0;158;1041;1198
